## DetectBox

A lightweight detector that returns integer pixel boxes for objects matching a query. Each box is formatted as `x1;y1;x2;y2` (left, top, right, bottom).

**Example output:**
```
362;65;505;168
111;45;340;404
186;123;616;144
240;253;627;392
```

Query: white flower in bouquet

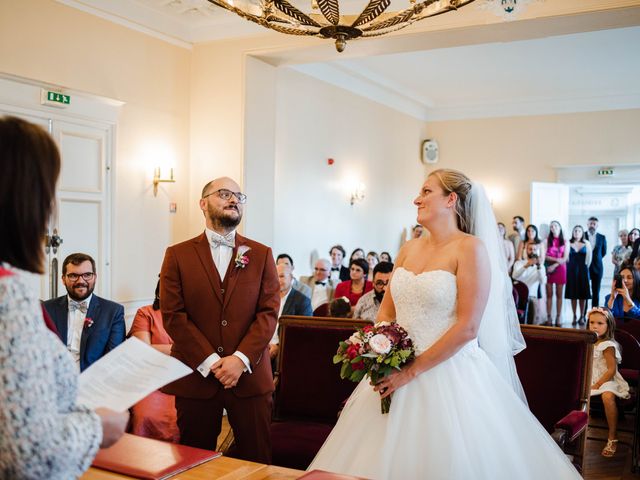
349;332;364;345
369;333;392;355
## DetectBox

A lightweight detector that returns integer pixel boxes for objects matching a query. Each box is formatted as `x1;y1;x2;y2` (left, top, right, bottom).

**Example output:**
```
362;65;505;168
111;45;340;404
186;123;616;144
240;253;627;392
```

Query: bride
308;169;581;479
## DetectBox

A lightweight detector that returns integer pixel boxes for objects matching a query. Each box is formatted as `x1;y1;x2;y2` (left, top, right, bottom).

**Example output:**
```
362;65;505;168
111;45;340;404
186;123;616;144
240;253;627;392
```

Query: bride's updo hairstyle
429;169;473;234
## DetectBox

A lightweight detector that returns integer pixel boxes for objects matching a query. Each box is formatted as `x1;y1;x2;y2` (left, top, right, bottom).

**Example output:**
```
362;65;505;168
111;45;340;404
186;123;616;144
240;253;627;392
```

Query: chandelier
206;0;478;52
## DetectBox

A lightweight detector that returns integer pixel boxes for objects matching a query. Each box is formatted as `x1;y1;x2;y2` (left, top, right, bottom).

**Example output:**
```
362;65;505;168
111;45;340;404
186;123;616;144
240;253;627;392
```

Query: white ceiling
293;26;640;120
59;0;640;121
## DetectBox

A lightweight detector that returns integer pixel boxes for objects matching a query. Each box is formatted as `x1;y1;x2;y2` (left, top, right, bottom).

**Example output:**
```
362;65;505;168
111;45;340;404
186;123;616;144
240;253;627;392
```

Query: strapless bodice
390;267;458;355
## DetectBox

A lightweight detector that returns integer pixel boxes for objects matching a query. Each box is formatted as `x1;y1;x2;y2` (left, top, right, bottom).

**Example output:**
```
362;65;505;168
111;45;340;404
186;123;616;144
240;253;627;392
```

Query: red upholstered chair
515;325;597;473
270;315;371;470
512;281;529;324
313;303;329;317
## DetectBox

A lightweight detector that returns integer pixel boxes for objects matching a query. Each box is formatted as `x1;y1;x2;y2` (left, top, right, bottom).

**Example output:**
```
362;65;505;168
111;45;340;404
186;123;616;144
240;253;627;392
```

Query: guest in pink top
128;281;179;443
545;221;570;325
334;258;373;310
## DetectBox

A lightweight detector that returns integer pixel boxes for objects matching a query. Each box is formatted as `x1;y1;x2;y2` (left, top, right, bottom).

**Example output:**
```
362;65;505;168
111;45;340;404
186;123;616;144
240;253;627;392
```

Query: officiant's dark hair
0;116;60;274
429;169;473;234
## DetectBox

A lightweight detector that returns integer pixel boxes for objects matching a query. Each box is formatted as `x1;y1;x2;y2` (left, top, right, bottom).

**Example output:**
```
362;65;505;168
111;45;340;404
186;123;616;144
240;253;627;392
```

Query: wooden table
81;456;305;480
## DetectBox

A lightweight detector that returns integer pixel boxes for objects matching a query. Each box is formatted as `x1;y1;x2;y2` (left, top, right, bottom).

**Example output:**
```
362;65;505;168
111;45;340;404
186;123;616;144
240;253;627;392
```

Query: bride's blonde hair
429;169;473;234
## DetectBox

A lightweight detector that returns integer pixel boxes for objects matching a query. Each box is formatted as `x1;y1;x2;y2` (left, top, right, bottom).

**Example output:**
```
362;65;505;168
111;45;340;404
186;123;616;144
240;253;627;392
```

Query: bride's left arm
375;237;490;398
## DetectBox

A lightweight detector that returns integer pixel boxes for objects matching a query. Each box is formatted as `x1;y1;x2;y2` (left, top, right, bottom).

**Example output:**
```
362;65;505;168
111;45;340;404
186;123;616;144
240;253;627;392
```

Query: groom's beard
374;290;385;303
208;205;242;230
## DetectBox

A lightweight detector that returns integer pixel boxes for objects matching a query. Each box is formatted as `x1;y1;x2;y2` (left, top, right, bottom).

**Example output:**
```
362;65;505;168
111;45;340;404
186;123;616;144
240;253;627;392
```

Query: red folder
92;433;221;480
298;470;369;480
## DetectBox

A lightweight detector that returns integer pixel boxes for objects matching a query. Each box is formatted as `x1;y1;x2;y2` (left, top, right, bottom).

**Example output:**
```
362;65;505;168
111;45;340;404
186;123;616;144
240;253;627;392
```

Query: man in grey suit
43;253;125;371
301;258;339;312
269;263;312;361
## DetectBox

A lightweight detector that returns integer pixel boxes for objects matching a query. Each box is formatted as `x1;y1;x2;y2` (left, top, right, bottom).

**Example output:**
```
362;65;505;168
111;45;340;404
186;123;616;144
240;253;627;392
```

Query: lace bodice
391;268;458;355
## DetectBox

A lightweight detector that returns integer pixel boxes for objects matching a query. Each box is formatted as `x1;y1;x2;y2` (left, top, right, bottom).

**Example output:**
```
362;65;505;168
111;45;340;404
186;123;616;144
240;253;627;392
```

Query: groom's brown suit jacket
160;231;279;399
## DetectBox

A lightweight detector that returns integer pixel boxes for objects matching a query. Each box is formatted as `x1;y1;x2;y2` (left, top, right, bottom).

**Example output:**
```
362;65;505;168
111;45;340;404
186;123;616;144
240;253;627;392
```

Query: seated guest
276;253;311;298
269;264;313;361
349;247;365;262
512;243;547;324
380;251;393;263
366;251;379;273
44;253;125;371
605;265;640;319
301;259;339;311
335;258;373;309
128;280;179;443
354;262;393;322
329;244;350;282
412;224;424;239
0;116;126;478
330;297;351;318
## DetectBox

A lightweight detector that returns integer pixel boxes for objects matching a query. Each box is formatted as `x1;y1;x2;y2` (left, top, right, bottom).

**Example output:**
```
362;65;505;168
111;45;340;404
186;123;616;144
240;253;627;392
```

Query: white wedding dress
308;267;581;479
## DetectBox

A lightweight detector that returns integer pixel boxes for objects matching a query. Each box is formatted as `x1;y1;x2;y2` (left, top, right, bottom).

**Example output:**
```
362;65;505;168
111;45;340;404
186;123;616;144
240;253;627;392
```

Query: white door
530;182;570;239
0;108;113;300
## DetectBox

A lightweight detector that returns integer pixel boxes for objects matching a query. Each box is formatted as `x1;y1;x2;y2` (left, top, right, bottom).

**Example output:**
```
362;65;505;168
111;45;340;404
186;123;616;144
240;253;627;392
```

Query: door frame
0;73;123;299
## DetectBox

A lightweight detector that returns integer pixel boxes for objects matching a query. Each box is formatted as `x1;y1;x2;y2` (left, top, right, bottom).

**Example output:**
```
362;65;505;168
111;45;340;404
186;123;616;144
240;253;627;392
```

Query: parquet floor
585;415;639;479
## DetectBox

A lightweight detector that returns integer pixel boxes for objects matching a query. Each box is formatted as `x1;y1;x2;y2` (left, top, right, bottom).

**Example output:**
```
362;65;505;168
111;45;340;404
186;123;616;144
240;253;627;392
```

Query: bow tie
315;281;326;286
69;300;88;314
211;232;235;249
331;267;339;271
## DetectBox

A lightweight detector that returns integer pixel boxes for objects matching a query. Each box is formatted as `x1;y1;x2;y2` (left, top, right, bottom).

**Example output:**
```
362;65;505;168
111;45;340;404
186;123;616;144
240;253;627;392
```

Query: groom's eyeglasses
202;189;247;204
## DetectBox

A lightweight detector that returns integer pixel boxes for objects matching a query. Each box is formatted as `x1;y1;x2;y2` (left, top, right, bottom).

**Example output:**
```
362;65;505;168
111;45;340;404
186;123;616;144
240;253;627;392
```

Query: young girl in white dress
588;307;630;457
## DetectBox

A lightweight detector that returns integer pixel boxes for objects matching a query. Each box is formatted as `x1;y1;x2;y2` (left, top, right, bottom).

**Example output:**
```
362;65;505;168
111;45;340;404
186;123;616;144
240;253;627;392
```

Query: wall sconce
153;167;175;196
350;183;366;206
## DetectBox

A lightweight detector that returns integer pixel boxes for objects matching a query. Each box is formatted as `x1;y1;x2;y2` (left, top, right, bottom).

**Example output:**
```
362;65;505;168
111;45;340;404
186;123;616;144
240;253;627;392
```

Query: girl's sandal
602;439;618;457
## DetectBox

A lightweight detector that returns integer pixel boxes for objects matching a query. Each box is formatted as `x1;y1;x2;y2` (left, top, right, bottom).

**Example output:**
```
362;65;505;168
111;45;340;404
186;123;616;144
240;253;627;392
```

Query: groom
160;177;279;463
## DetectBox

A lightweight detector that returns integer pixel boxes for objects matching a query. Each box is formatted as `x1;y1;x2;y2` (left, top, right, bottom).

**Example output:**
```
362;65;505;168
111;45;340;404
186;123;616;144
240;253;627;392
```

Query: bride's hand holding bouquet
333;321;415;414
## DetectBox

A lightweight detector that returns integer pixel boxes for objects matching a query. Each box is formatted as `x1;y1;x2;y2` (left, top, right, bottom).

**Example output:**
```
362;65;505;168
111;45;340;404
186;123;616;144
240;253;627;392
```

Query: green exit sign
47;91;70;104
41;88;71;108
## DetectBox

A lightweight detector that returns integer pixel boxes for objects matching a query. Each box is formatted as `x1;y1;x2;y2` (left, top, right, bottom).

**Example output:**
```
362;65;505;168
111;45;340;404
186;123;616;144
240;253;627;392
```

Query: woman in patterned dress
0;116;128;479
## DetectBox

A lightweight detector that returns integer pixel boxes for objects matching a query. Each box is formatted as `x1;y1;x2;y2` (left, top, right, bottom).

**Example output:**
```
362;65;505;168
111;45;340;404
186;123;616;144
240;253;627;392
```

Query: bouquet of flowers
333;322;415;414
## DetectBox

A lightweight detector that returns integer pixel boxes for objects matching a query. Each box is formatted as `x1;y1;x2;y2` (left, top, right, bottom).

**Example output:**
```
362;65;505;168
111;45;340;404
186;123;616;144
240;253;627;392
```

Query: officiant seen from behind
0;116;128;479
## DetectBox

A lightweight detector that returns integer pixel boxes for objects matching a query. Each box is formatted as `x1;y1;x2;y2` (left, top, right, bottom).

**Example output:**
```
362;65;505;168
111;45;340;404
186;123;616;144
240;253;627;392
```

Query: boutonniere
83;317;94;329
235;246;251;269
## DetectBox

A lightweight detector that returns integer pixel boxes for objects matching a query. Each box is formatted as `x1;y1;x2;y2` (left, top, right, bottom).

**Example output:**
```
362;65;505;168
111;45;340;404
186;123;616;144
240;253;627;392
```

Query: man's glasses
65;272;95;281
375;280;389;287
202;189;247;204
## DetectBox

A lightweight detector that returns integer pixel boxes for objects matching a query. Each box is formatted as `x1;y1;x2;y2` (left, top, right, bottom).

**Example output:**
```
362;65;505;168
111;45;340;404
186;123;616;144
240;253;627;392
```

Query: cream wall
424;109;640;226
2;0;639;310
272;68;429;275
0;0;191;314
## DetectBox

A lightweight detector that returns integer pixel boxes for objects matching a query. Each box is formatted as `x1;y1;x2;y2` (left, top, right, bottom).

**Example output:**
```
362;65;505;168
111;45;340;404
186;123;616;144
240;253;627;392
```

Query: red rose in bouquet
334;322;415;414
